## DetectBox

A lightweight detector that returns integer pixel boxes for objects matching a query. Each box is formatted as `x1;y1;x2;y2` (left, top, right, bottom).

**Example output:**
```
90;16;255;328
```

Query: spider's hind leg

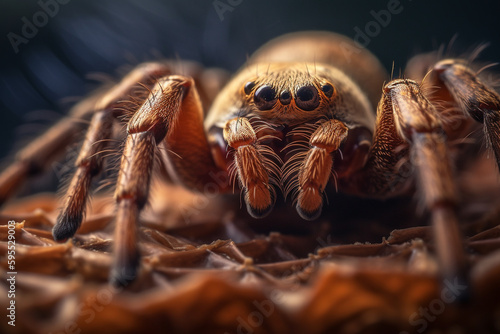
432;59;500;169
52;62;172;241
0;93;98;207
406;54;500;169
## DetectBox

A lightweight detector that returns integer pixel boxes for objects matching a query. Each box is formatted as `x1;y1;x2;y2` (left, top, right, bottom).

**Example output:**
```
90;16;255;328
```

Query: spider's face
238;63;338;125
206;61;377;184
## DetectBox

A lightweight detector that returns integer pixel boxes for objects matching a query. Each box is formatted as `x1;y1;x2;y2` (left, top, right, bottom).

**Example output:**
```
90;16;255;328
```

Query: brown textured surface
1;156;500;334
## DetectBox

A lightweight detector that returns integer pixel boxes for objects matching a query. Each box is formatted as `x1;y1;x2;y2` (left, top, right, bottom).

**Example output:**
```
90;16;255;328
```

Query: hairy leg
111;75;221;286
432;60;500;168
53;62;172;241
0;61;228;208
351;79;467;282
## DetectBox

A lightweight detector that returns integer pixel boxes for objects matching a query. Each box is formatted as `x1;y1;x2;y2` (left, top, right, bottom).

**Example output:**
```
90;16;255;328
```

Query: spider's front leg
352;80;467;283
111;75;220;286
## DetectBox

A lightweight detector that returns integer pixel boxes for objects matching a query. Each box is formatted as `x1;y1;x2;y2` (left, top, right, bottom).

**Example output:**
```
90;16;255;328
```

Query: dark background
1;0;499;163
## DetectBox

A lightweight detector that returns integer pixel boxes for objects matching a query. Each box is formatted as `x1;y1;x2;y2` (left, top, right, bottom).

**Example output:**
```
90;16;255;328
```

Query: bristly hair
438;37;498;85
249;115;283;189
280;121;321;202
226;151;239;194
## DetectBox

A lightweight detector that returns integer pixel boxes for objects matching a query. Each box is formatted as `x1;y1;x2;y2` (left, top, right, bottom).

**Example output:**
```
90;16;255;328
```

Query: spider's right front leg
110;75;221;286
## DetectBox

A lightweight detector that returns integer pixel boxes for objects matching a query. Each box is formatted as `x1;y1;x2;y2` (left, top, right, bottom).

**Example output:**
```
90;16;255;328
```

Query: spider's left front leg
111;75;220;286
351;79;467;284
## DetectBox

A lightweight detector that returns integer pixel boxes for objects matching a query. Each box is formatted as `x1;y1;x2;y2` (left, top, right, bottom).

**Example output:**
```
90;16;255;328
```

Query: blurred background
0;0;499;164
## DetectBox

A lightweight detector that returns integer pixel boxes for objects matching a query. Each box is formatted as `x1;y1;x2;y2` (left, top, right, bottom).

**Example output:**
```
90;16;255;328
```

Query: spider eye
254;85;277;110
244;81;256;95
321;83;334;98
279;90;292;105
296;85;319;111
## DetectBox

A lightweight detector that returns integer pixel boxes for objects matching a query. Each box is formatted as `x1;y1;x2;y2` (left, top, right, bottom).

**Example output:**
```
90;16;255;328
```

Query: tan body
206;31;387;129
2;31;500;286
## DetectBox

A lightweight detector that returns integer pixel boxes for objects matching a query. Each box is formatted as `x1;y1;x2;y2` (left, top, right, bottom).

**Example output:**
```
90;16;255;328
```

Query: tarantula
1;31;499;286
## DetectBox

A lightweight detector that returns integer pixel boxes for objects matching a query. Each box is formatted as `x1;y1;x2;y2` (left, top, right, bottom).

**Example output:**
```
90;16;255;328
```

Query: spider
1;31;499;287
